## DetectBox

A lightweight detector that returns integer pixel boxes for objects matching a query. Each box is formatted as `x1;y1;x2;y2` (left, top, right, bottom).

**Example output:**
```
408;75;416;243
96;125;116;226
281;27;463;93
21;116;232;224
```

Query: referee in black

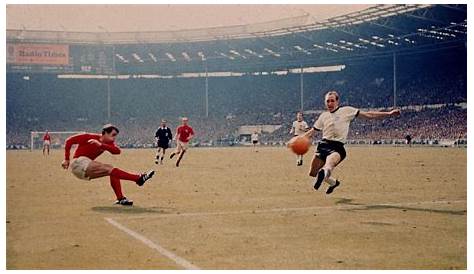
155;119;173;164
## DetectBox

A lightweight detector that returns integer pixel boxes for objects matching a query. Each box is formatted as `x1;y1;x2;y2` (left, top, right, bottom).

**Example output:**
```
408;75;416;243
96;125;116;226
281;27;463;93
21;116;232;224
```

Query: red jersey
177;125;194;142
64;133;120;161
43;133;51;141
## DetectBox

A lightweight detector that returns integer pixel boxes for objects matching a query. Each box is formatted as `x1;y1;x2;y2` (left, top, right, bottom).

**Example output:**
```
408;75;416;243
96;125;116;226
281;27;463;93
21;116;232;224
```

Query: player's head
182;117;188;125
296;111;303;121
161;119;167;127
324;91;340;112
101;124;119;142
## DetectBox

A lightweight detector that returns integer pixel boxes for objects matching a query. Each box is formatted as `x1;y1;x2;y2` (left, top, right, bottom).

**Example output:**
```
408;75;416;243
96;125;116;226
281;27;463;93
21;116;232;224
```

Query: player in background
405;134;412;147
251;131;259;152
62;124;155;206
303;91;400;194
43;130;51;156
170;117;194;167
290;112;309;166
155;119;173;164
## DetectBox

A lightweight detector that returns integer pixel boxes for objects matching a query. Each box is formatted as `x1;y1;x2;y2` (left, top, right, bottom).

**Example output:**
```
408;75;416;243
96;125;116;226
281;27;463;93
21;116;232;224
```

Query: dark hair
102;124;119;135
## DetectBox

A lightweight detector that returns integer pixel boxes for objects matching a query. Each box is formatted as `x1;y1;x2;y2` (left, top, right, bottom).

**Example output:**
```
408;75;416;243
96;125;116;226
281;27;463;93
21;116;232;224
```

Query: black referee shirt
155;127;173;142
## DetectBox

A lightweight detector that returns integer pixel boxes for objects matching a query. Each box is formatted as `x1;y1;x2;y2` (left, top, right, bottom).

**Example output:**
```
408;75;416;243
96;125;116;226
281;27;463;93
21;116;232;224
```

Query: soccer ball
288;136;311;155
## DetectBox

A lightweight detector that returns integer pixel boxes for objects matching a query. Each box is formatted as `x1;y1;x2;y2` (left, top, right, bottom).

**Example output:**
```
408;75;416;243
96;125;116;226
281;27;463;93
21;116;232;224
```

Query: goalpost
30;131;85;151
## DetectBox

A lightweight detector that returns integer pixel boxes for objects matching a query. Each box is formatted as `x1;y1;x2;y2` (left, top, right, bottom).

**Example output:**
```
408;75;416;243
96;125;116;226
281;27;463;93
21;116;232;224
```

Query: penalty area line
105;217;200;270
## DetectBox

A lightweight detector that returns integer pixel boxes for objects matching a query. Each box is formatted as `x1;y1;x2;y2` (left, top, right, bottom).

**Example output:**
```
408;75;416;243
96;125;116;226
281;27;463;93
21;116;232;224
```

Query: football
288;136;311;155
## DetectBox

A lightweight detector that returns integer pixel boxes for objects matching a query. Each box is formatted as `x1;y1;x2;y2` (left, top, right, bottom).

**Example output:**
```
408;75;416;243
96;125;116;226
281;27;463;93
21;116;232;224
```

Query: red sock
110;168;140;182
110;176;124;200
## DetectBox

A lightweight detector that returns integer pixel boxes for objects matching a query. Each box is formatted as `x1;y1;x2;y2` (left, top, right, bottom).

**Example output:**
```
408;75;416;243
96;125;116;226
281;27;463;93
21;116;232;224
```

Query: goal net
30;131;85;151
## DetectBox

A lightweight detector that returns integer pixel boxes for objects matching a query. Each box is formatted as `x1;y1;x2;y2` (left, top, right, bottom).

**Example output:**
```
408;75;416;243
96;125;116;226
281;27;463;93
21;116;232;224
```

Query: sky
6;4;375;32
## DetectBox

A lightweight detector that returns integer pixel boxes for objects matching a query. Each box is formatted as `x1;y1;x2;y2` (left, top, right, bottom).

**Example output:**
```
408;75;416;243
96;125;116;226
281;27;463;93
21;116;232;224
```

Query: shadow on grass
91;205;174;215
352;204;467;216
335;197;466;216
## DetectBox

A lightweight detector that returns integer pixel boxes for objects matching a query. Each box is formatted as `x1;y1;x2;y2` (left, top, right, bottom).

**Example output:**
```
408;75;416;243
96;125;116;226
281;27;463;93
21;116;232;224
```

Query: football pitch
6;146;466;269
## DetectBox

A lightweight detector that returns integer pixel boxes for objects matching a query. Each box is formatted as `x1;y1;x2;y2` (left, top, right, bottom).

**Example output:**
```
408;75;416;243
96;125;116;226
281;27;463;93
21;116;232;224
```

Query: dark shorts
157;140;169;149
252;140;258;144
316;139;346;162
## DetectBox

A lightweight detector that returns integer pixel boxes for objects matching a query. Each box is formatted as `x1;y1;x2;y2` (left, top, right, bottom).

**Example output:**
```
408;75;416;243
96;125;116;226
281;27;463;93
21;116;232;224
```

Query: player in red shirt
43;130;51;156
170;117;194;167
61;124;155;206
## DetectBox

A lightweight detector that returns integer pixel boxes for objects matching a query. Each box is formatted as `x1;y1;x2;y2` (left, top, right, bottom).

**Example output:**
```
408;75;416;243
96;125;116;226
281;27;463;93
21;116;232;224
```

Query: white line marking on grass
105;217;200;270
117;199;466;221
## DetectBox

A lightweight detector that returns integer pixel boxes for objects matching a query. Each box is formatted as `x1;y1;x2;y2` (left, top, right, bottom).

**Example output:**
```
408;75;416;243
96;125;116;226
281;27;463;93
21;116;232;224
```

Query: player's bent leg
110;175;124;200
109;167;155;186
109;176;133;206
174;142;184;157
170;146;180;159
109;167;139;181
176;149;186;167
85;161;114;179
161;148;166;164
309;155;324;177
155;147;161;164
313;153;341;191
321;153;342;193
322;152;342;178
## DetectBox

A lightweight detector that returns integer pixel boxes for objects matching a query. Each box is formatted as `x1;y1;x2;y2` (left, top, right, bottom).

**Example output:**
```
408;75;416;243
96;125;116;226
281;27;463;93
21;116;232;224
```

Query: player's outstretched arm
63;134;84;165
302;127;318;139
358;109;401;120
101;143;121;154
87;139;121;154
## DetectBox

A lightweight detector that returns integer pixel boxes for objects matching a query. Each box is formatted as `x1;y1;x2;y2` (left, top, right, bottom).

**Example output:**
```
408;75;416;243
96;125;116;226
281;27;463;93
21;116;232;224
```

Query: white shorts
177;140;189;151
43;140;51;146
70;156;92;180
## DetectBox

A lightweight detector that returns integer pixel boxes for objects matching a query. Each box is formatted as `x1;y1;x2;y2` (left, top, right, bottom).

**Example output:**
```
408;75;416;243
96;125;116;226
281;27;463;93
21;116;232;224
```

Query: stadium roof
8;4;434;44
6;4;374;33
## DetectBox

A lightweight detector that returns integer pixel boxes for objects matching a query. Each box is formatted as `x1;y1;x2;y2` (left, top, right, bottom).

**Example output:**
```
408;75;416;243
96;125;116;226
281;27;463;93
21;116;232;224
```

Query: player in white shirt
290;112;309;166
303;91;400;194
251;131;259;152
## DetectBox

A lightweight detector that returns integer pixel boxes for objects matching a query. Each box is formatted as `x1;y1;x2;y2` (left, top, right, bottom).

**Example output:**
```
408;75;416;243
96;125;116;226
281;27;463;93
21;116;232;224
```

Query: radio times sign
7;43;69;65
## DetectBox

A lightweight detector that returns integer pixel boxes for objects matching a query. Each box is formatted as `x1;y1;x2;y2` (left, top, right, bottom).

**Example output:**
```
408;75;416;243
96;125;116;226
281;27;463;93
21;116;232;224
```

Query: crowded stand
6;40;466;149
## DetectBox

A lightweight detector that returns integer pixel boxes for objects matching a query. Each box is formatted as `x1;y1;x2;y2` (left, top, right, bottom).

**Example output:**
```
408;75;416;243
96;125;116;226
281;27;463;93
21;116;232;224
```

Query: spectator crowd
7;49;466;148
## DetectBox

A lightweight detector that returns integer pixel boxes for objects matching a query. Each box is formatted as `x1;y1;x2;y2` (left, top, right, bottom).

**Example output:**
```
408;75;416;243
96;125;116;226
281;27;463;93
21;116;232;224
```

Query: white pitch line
105;217;200;270
116;199;466;221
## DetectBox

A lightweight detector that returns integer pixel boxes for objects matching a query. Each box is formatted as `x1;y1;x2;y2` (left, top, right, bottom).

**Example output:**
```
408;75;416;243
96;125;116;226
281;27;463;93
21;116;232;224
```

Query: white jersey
251;133;259;142
291;120;309;136
313;106;359;143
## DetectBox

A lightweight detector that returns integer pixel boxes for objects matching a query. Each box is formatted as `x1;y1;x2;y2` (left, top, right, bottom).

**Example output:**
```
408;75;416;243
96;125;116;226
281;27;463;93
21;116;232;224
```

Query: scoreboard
6;43;114;74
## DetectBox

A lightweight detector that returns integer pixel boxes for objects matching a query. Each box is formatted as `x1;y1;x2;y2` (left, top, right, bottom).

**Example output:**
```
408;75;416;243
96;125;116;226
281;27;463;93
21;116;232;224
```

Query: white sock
325;176;337;186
